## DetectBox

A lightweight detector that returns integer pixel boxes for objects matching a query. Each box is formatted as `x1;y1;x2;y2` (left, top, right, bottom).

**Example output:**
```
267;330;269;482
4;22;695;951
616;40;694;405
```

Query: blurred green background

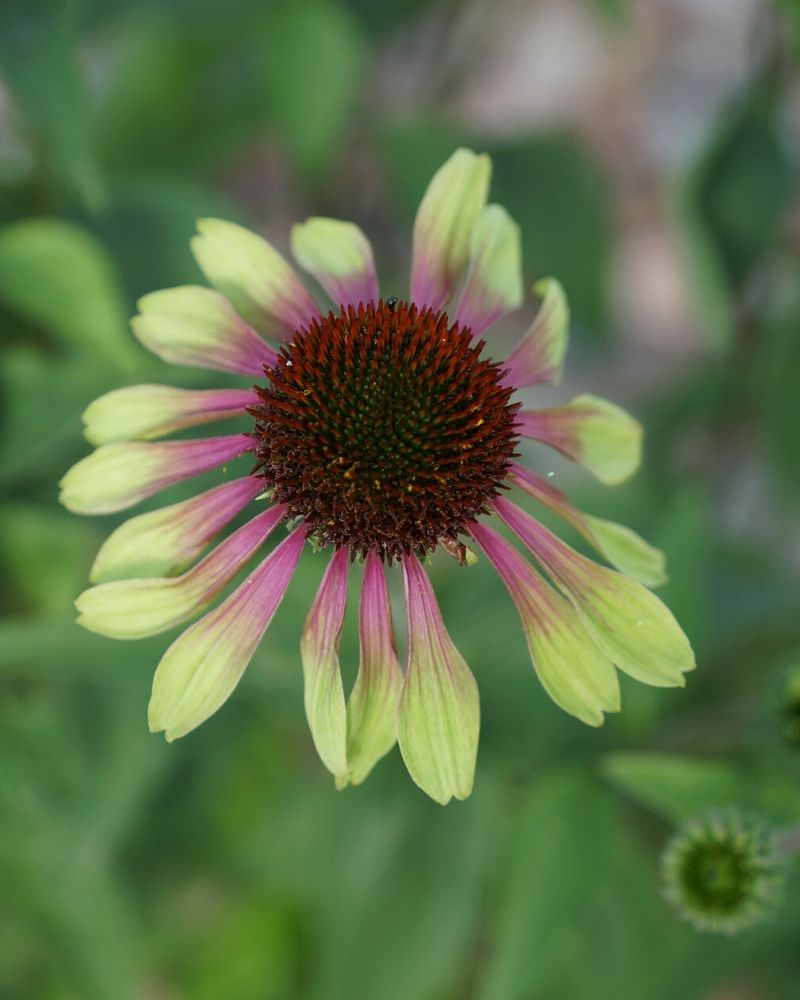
1;0;800;997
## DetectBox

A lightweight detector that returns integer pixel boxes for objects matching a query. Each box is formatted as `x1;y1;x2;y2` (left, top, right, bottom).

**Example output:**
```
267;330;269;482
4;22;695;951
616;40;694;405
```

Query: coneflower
60;149;694;804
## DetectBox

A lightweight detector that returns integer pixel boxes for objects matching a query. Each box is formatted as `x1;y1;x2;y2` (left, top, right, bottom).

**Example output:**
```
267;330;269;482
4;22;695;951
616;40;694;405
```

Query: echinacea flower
60;149;694;804
662;810;786;934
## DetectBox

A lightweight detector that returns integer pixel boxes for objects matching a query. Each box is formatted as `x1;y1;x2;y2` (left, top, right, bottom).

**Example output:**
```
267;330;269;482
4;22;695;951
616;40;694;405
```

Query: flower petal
503;278;569;388
291;217;379;308
191;219;319;336
76;505;285;639
397;555;480;805
82;384;255;445
90;477;264;583
410;148;491;312
341;551;403;787
300;548;349;779
132;286;277;375
470;521;619;725
59;434;251;515
495;498;695;688
454;204;523;338
516;394;643;486
148;527;306;741
510;462;667;587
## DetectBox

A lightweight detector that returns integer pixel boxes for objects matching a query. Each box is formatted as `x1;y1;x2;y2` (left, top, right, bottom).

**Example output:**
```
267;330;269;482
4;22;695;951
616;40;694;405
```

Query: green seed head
661;809;785;935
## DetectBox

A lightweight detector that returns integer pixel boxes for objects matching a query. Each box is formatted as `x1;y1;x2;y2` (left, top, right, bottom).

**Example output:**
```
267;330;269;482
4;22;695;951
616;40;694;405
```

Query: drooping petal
397;555;480;805
410;148;491;312
191;219;319;336
59;434;251;515
581;516;667;589
148;527;306;741
516;394;643;486
495;498;695;688
90;476;264;583
510;462;667;587
291;217;379;308
341;551;403;787
470;521;619;726
454;204;523;338
76;505;285;639
132;286;277;375
503;278;569;388
82;384;255;445
300;548;349;779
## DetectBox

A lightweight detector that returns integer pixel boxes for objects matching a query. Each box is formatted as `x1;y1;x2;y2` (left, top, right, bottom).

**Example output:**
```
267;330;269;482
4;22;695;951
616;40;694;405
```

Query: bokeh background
1;0;800;997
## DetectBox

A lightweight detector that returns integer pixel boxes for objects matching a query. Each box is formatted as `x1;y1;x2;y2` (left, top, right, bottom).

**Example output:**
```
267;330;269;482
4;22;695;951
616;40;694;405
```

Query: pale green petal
191;218;318;335
455;204;523;336
584;515;667;588
529;613;621;725
570;395;643;485
90;477;262;583
397;557;480;805
131;285;276;375
410;148;491;311
148;528;305;741
495;498;695;690
567;567;695;687
518;395;643;486
470;521;619;727
291;217;379;306
340;551;403;787
300;549;349;779
504;278;569;387
82;385;253;445
76;506;283;639
509;463;666;587
59;435;249;514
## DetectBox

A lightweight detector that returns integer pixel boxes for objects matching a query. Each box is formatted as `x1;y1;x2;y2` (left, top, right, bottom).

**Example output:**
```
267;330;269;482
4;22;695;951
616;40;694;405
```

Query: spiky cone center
662;811;785;934
250;299;519;560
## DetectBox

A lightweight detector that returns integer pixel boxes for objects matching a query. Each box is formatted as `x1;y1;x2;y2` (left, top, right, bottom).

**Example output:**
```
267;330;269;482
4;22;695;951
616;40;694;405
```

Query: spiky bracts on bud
661;810;785;935
250;299;518;560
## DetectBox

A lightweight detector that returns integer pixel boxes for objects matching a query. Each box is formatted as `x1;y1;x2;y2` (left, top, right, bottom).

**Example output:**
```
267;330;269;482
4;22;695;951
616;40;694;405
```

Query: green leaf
601;752;743;823
257;0;365;178
477;769;655;1000
0;1;105;209
0;220;140;371
673;83;794;352
0;504;95;616
489;137;612;337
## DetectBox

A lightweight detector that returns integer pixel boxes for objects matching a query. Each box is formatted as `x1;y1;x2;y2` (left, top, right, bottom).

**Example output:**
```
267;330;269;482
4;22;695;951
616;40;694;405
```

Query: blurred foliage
1;0;800;998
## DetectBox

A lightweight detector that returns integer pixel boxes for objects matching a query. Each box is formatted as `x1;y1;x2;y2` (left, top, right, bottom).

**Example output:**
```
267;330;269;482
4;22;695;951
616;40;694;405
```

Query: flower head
661;809;785;934
61;149;695;804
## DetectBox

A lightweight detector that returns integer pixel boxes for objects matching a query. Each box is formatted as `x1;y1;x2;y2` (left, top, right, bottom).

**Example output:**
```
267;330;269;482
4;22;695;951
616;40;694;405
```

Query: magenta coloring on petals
305;546;350;646
179;475;268;539
326;271;380;312
184;503;287;599
275;287;322;337
514;410;575;455
203;526;306;641
493;496;581;583
454;286;507;341
360;551;396;661
401;552;446;651
507;462;576;520
220;326;278;375
191;387;258;416
158;433;254;481
470;519;568;633
502;335;556;390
